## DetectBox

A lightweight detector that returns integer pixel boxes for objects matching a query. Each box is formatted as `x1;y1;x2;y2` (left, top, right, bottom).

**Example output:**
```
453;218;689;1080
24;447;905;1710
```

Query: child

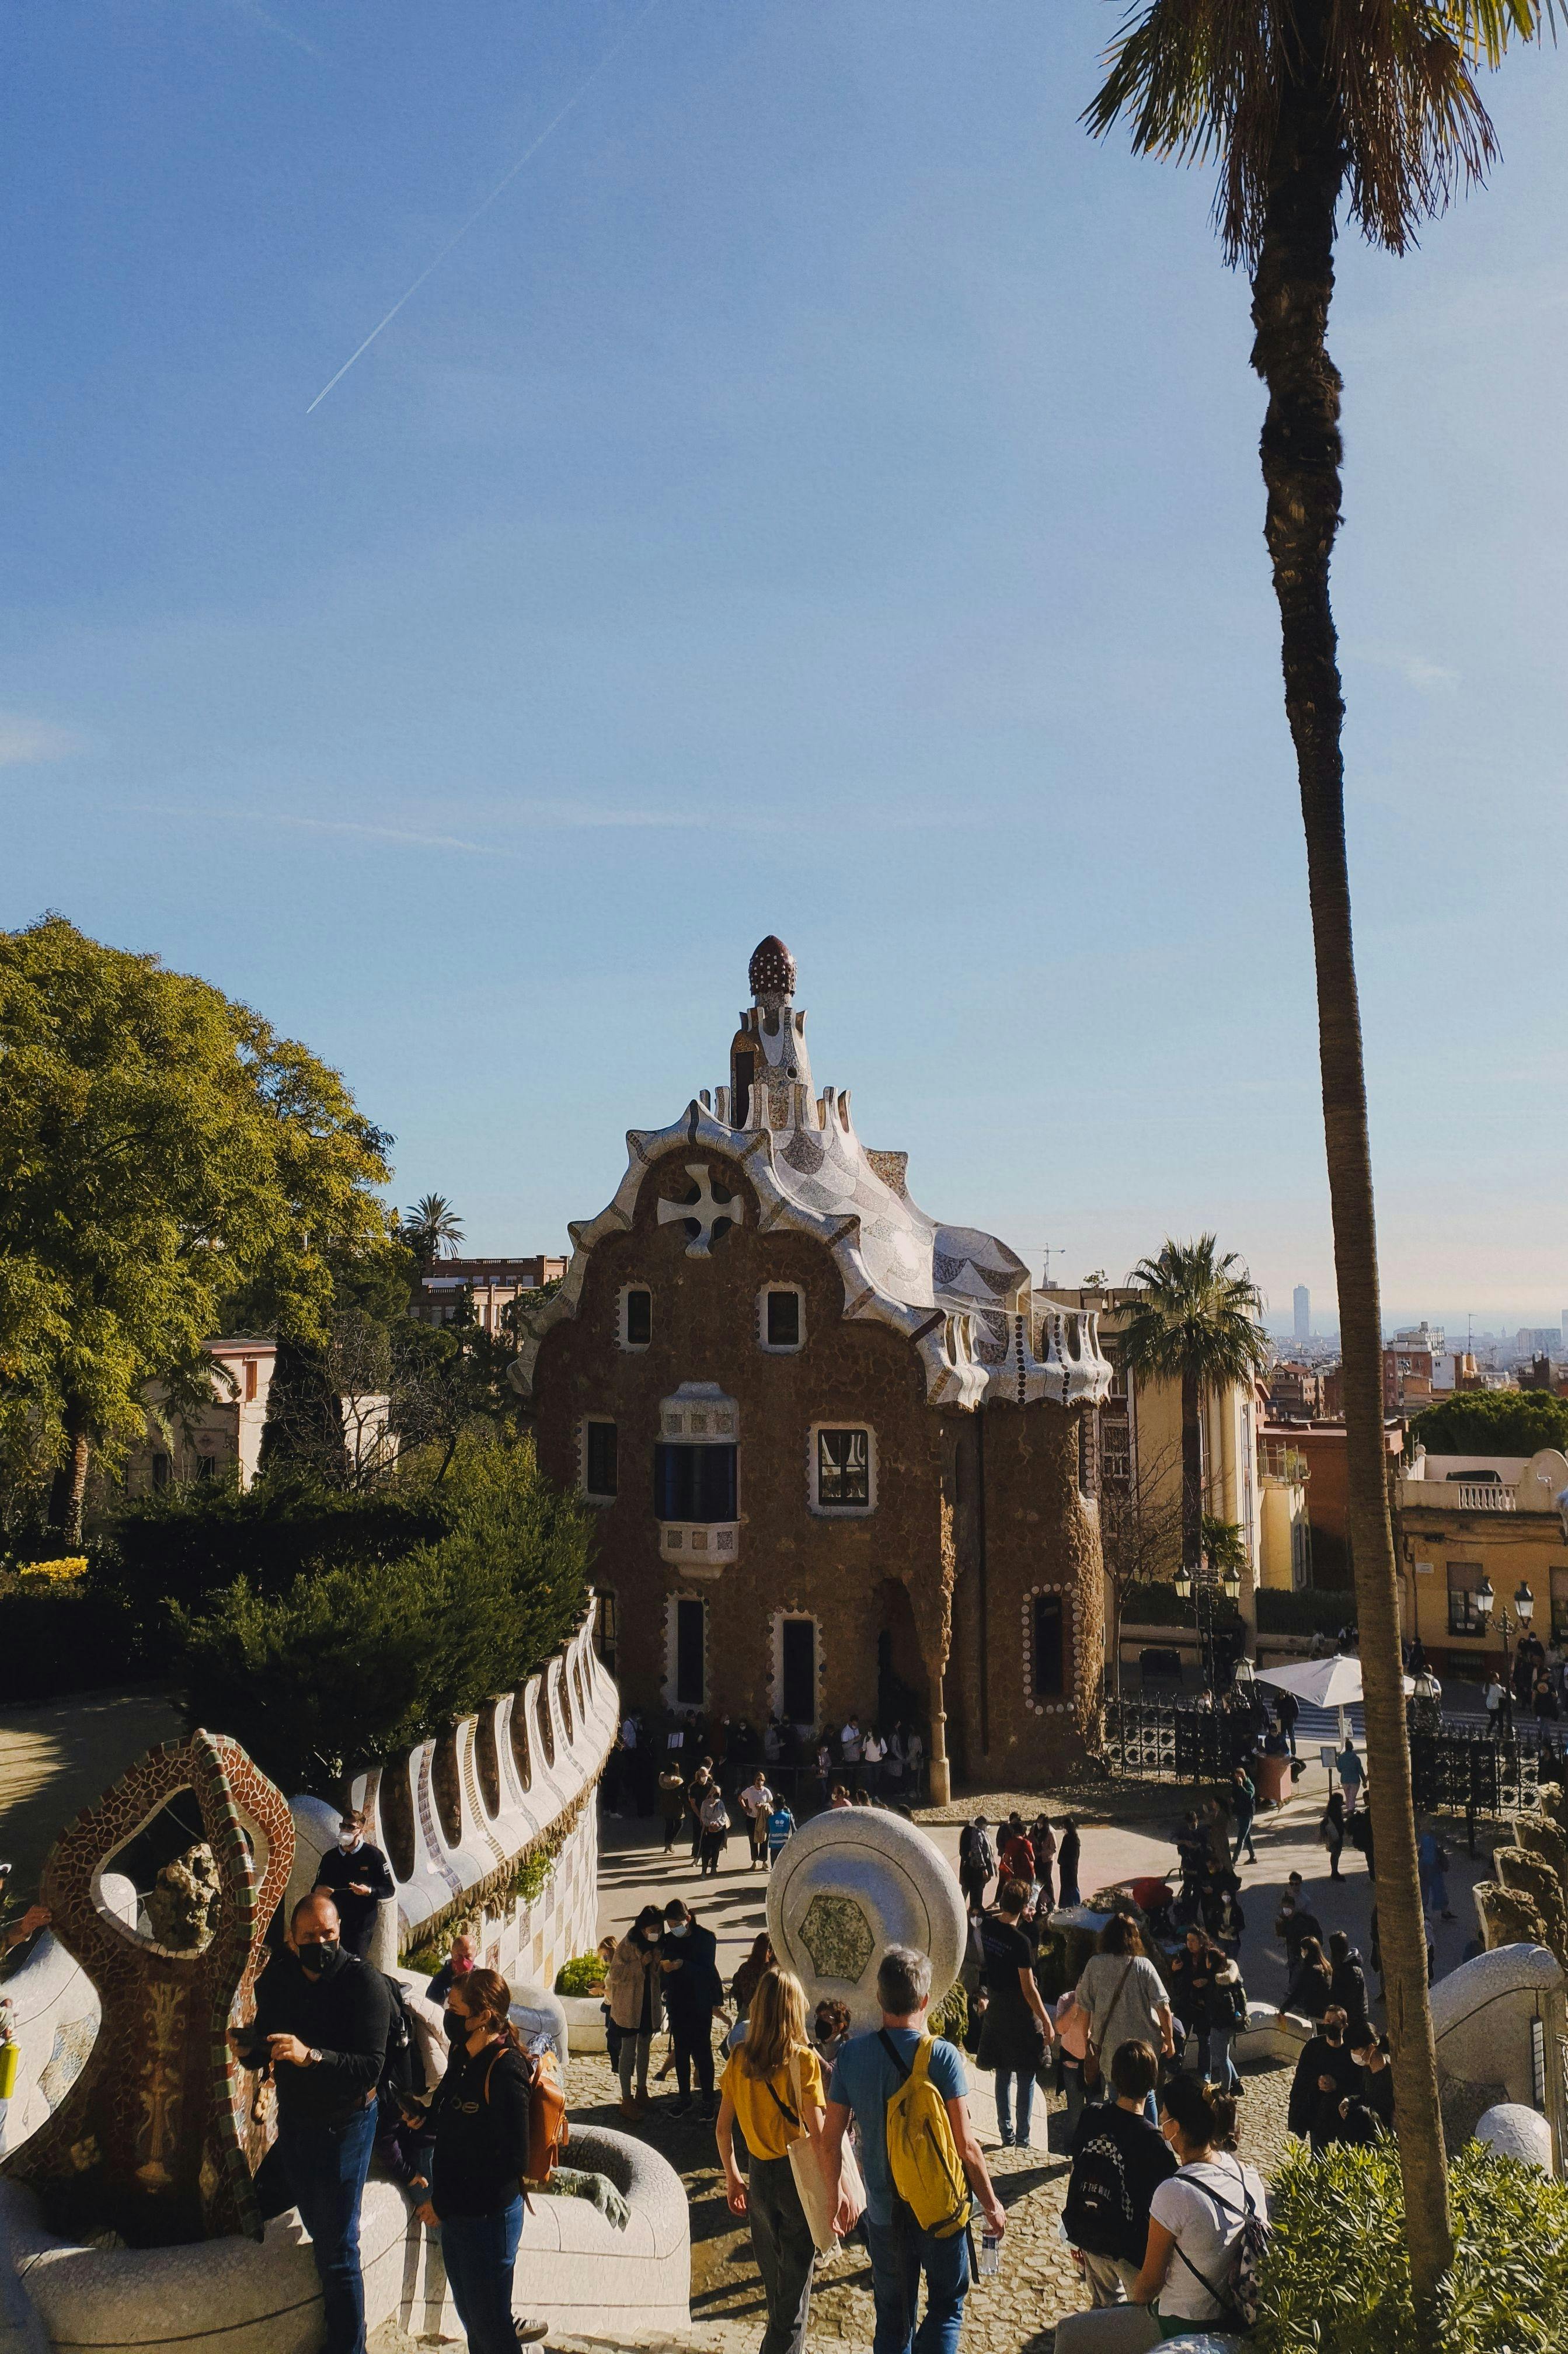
810;1997;851;2067
764;1795;797;1865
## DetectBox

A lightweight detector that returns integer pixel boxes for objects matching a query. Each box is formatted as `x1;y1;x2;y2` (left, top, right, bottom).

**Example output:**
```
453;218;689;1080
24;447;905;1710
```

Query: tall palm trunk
1252;11;1451;2300
1179;1368;1203;1574
47;1404;91;1548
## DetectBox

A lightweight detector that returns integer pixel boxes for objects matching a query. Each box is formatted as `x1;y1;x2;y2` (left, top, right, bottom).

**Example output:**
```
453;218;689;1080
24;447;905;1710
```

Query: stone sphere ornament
766;1809;966;2032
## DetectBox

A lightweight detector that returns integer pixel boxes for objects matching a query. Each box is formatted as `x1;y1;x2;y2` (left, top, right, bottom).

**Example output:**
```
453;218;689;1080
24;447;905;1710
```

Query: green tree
403;1193;465;1270
1085;0;1556;2299
1411;1387;1568;1459
172;1438;591;1788
0;917;391;1542
1119;1237;1270;1580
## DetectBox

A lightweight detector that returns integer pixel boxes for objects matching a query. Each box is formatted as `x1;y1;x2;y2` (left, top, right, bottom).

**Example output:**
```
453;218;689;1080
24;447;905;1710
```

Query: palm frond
1085;0;1551;262
1118;1234;1271;1391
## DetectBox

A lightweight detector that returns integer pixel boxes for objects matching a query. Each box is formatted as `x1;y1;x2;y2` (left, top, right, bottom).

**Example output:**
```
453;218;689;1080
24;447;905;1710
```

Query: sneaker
516;2322;550;2344
999;2132;1013;2147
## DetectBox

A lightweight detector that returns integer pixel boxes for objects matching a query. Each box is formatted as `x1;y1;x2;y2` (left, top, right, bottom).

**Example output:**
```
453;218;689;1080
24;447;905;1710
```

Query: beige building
123;1338;278;1495
413;1255;567;1336
1395;1446;1568;1675
1046;1286;1266;1653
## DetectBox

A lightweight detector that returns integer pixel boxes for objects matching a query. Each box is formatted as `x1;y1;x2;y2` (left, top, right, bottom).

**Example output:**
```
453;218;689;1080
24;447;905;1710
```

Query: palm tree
1086;0;1555;2298
1118;1237;1270;1583
403;1193;465;1270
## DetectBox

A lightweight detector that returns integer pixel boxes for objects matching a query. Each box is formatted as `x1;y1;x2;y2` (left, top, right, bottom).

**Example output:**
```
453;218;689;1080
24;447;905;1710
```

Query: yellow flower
18;1558;88;1582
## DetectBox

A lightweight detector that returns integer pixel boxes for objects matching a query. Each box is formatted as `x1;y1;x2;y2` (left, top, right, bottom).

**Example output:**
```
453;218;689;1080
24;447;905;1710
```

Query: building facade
413;1256;567;1335
1395;1448;1568;1675
511;939;1112;1799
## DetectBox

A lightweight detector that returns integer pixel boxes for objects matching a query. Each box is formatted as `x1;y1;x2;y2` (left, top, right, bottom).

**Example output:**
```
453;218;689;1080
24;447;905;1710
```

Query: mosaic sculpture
769;1808;966;2032
0;1729;294;2248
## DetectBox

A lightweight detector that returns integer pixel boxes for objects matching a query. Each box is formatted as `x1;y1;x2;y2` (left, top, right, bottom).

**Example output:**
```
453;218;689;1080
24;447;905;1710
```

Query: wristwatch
308;2047;323;2066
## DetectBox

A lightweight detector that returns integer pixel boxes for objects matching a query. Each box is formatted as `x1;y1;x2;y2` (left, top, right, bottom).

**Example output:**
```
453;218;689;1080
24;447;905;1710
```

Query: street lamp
1475;1577;1535;1733
1175;1554;1242;1695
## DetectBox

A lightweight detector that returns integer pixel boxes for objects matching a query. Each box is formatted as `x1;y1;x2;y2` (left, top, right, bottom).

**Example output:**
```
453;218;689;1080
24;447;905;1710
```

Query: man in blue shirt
764;1799;796;1865
821;1946;1005;2354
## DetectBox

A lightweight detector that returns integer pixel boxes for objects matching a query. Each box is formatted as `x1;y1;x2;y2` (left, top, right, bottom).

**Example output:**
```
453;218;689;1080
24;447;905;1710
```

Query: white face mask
337;1831;359;1852
668;1923;689;1938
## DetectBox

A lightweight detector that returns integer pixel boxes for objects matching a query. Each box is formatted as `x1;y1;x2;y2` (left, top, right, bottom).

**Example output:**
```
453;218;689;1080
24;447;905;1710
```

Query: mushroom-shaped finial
748;935;796;1000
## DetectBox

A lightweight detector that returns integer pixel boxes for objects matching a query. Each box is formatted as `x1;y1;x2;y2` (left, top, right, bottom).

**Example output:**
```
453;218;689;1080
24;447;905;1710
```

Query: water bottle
978;2231;1001;2277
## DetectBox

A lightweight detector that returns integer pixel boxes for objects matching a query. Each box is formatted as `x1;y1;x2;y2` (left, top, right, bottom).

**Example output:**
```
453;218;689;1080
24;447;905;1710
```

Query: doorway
780;1617;817;1726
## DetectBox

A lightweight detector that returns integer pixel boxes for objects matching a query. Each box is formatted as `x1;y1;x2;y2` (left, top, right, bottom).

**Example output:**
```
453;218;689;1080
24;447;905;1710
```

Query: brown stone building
511;940;1110;1801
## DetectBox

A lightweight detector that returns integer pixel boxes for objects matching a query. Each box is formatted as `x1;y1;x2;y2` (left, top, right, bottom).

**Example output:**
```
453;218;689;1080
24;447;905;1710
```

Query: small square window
766;1289;802;1349
585;1420;618;1500
623;1289;652;1347
817;1427;870;1508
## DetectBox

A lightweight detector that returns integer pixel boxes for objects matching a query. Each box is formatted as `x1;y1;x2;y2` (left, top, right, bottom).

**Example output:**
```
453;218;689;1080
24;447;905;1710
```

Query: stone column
928;1673;952;1806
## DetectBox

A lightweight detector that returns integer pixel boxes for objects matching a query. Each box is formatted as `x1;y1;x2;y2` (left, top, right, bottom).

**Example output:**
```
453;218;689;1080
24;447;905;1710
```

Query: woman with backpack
715;1967;831;2354
414;1968;549;2350
1055;2074;1267;2351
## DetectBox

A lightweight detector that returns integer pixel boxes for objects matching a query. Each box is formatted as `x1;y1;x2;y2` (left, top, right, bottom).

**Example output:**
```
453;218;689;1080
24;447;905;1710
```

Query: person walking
606;1906;665;2116
1058;1818;1083;1909
975;1878;1054;2150
860;1726;887;1798
658;1762;687;1855
839;1716;863;1770
1275;1686;1299;1756
1320;1789;1348;1880
1226;1766;1257;1868
957;1816;995;1914
999;1814;1036;1887
1348;2029;1395;2134
1075;1918;1175;2118
1417;1821;1455;1921
1288;2006;1360;2153
1055;1984;1093;2141
414;1968;548;2350
1280;1935;1333;2025
765;1794;797;1867
1166;1929;1211;2073
1173;1813;1207;1927
1205;1953;1247;2097
1336;1738;1365;1814
1274;1884;1323;1973
1030;1814;1058;1911
1327;1930;1370;2042
661;1900;724;2119
1054;2076;1269;2354
1061;2040;1176;2311
311;1810;397;1962
739;1768;774;1871
686;1759;716;1862
424;1931;476;2010
231;1893;392;2354
698;1784;732;1877
821;1946;1005;2354
716;1968;831;2354
731;1932;776;2027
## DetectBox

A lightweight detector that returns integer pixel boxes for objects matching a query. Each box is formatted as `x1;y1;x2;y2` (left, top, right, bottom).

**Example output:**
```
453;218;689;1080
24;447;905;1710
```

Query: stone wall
285;1605;616;1992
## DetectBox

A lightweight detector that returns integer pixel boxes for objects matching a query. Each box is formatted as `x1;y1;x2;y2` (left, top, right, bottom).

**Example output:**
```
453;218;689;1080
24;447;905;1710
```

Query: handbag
765;2054;865;2253
1082;1958;1137;2092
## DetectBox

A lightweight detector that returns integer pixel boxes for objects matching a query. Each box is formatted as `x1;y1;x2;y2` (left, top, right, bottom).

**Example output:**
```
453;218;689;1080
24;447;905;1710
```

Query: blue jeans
994;2067;1035;2146
1208;2027;1239;2093
277;2100;378;2354
441;2195;525;2354
865;2207;971;2354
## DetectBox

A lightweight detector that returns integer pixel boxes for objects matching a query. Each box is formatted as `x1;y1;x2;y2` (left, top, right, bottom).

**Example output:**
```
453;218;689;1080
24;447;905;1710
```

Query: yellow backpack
879;2031;971;2239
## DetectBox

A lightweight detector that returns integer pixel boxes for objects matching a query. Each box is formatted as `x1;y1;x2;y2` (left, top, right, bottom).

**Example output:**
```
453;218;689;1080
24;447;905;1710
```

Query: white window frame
580;1415;618;1506
808;1422;877;1516
758;1283;807;1354
618;1283;653;1352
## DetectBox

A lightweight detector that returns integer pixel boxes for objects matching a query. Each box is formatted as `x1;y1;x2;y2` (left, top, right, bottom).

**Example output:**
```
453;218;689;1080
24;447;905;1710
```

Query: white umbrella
1253;1653;1415;1747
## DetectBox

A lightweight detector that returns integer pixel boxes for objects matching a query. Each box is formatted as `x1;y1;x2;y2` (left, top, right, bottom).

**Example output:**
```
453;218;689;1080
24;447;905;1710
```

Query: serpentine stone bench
0;2125;688;2353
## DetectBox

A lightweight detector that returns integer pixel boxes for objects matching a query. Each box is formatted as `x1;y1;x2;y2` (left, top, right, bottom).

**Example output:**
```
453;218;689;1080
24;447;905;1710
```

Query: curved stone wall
285;1606;618;1989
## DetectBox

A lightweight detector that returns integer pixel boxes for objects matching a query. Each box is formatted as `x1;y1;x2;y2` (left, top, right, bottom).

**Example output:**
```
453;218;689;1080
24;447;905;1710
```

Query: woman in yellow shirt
716;1967;828;2354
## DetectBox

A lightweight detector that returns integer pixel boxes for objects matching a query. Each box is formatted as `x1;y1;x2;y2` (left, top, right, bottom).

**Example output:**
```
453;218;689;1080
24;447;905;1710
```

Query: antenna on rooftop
1040;1246;1067;1289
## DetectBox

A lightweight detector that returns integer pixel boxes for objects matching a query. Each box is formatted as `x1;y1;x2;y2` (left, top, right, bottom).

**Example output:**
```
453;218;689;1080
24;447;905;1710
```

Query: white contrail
306;0;662;415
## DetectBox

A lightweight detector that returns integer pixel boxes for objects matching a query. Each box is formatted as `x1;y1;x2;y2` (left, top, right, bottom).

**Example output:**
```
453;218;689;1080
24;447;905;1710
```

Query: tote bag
770;2053;865;2253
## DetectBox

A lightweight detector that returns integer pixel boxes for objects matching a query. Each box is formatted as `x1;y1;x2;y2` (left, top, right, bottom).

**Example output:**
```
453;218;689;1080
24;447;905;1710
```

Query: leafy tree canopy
168;1436;592;1789
1410;1386;1568;1460
0;917;392;1533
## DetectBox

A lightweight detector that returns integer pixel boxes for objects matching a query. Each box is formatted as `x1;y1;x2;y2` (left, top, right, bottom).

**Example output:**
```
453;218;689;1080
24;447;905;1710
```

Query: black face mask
444;2007;465;2043
298;1941;342;1978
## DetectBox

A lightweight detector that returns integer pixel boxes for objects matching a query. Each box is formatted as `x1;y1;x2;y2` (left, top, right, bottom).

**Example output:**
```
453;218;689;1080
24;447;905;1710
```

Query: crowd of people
607;1708;929;1826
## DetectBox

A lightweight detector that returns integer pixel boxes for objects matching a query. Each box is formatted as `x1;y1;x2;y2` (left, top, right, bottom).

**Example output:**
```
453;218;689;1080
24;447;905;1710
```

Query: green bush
555;1952;607;1997
1255;2139;1568;2353
172;1437;591;1789
1123;1580;1242;1629
1256;1587;1357;1636
1411;1388;1568;1460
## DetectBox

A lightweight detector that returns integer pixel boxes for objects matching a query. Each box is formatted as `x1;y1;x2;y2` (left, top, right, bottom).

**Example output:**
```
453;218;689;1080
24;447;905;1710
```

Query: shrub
1256;1587;1357;1636
555;1952;607;1997
1255;2139;1568;2354
0;1578;135;1701
1411;1388;1568;1460
1123;1580;1242;1629
171;1437;591;1790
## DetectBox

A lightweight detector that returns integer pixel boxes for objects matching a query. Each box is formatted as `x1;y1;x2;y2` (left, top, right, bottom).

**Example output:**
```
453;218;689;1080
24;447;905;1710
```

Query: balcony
1399;1477;1517;1513
1259;1443;1309;1487
661;1521;739;1577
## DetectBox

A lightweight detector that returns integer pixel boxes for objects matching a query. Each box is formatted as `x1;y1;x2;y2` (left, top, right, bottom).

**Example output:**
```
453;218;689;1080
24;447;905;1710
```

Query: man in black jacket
660;1899;724;2118
232;1892;392;2354
312;1809;397;1960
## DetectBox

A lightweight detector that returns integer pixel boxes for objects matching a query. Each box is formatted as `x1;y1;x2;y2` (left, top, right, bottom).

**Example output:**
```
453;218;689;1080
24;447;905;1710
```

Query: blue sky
5;1;1566;1335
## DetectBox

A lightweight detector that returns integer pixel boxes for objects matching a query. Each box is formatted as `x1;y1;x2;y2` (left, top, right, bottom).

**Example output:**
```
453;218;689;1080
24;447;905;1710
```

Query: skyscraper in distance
1294;1286;1310;1344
